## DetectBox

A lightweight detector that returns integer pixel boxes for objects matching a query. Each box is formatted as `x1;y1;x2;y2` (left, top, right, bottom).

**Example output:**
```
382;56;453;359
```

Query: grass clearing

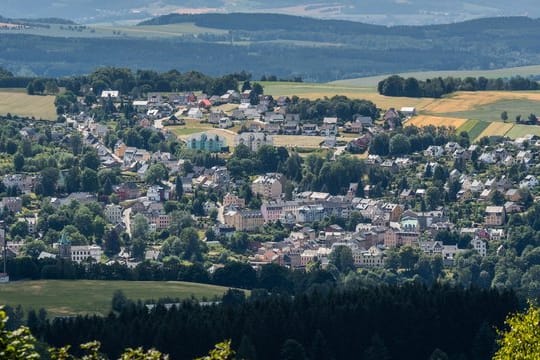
439;98;540;122
273;135;325;148
0;280;235;318
262;82;434;110
0;91;56;120
476;122;514;139
457;120;491;140
405;115;468;129
505;124;540;139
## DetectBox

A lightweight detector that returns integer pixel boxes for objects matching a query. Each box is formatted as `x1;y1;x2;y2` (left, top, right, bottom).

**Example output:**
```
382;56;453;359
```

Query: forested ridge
33;284;517;360
3;15;540;80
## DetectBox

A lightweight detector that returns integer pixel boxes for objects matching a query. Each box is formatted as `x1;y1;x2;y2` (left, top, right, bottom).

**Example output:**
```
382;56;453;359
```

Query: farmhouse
400;107;416;117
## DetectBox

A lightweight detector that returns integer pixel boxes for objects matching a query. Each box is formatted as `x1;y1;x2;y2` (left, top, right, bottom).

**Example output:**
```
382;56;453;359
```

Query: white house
71;245;102;263
187;108;203;119
471;237;487;257
400;107;416;117
104;204;124;225
520;175;538;189
218;117;233;129
100;90;119;98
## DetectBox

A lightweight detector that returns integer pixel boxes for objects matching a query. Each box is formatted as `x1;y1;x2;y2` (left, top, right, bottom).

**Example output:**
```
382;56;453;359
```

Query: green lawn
505;124;540;139
457;119;491;140
261;81;374;98
0;280;235;318
440;99;540;123
0;91;57;120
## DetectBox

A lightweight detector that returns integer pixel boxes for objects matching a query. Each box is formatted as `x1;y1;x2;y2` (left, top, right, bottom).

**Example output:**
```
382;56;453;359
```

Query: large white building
71;245;102;263
235;132;273;152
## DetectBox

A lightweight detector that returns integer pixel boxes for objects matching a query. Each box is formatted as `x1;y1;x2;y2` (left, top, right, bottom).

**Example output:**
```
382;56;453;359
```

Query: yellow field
405;115;468;129
423;91;540;114
0;91;57;120
273;135;325;148
477;122;514;138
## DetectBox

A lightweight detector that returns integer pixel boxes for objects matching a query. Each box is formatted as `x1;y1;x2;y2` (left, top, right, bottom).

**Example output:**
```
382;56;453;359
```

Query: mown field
0;280;235;318
0;22;228;39
0;90;57;120
332;65;540;87
261;81;432;110
405;115;468;129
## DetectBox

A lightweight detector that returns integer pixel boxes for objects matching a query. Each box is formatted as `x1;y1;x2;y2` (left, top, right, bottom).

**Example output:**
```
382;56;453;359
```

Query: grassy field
457;120;491;140
0;280;235;318
439;98;540;122
273;135;325;148
405;115;468;129
0;91;57;120
476;122;514;139
332;65;540;87
505;124;540;139
0;23;227;39
261;82;434;110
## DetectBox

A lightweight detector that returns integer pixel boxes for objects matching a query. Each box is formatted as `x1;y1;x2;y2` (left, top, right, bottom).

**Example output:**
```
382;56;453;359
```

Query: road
123;207;132;236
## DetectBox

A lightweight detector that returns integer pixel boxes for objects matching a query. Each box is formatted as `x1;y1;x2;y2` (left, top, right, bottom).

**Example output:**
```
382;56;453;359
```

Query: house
101;90;119;98
187;108;203;119
383;108;401;129
186;133;226;152
147;185;170;202
235;132;273;152
218;117;233;129
323;117;338;125
0;197;22;213
265;123;281;135
71;245;102;263
104;204;123;225
471;237;487;257
320;124;337;136
343;121;363;134
400;107;416;117
520;175;538;189
302;124;319;135
384;228;419;248
424;146;444;158
282;121;300;135
347;136;370;153
353;116;373;127
485;206;505;226
198;98;212;109
114;182;140;201
505;189;522;202
252;173;285;199
223;209;264;232
209;110;227;124
223;193;246;208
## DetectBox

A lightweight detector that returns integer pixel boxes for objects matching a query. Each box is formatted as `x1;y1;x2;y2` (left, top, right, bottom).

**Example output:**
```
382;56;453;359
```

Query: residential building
71;245;102;263
186;133;226;152
223;209;264;232
235;132;273;152
104;204;123;225
485;206;506;226
223;193;246;208
251;173;285;199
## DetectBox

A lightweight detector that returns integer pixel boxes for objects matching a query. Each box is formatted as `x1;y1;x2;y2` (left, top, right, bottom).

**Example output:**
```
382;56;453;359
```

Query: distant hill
1;0;540;25
2;14;540;81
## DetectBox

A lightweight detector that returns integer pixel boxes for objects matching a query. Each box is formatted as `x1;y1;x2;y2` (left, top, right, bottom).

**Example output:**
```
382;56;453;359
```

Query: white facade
71;245;102;263
104;204;123;225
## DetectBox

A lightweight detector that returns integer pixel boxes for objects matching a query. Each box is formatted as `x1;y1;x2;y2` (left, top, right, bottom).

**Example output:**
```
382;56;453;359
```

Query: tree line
32;284;518;360
378;75;539;98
